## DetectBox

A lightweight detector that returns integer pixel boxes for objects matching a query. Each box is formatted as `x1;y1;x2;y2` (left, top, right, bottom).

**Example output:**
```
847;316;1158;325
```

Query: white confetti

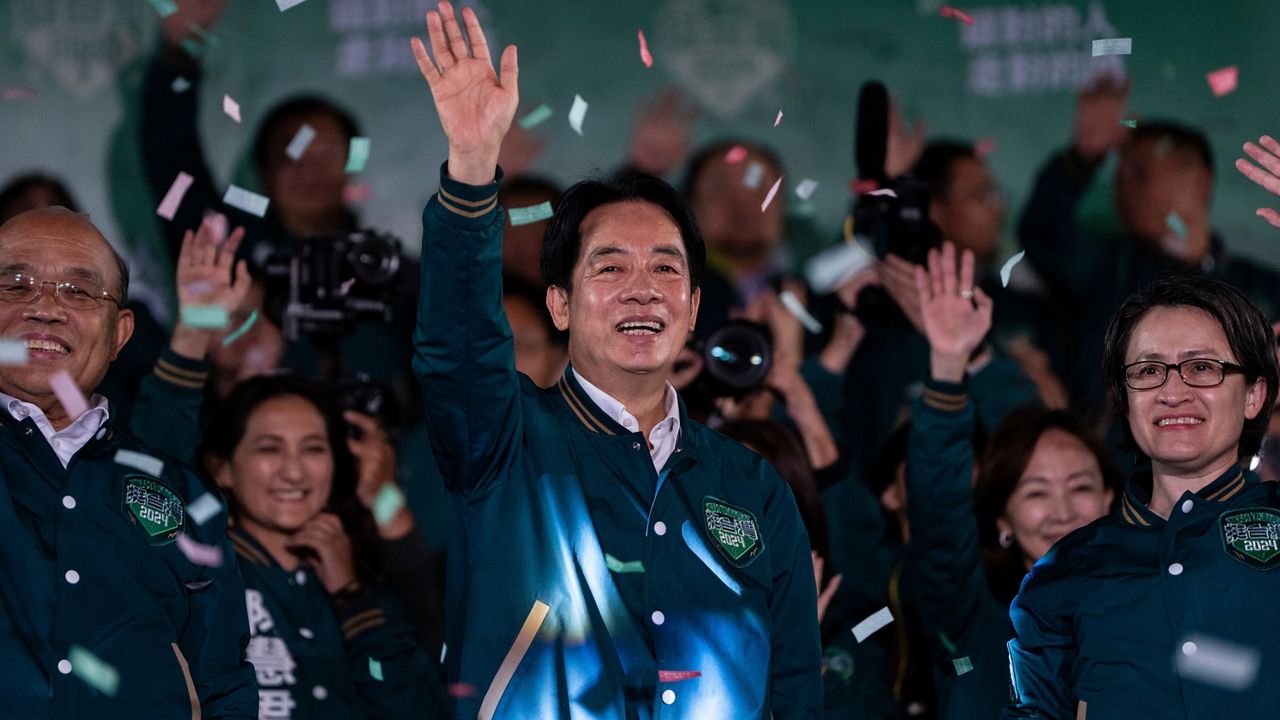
852;606;894;643
222;94;241;123
285;123;316;160
171;76;191;93
999;250;1026;288
222;185;270;217
1176;635;1259;691
866;188;898;198
743;162;764;190
773;109;783;127
794;178;818;200
176;533;224;567
1091;37;1132;57
568;94;588;136
276;0;308;9
187;493;222;526
114;449;165;477
761;176;783;212
0;338;28;365
779;290;822;334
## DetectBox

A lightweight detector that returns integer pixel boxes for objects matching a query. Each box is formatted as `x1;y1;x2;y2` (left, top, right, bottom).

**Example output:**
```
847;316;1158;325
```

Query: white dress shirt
573;370;681;472
1;391;110;467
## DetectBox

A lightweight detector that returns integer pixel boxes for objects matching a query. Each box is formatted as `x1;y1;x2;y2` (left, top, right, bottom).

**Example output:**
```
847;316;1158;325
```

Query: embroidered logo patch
1220;507;1280;569
123;475;184;545
703;496;763;567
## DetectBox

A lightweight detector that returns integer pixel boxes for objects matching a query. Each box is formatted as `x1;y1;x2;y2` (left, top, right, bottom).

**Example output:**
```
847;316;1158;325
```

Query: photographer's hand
172;214;250;360
411;1;518;185
345;411;414;540
914;243;992;383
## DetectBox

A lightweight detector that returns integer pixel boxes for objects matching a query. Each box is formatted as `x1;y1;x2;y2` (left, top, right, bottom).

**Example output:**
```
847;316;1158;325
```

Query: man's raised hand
411;1;518;185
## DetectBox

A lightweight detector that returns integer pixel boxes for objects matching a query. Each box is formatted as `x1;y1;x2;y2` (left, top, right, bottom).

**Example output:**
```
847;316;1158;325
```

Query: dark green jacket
415;166;821;718
0;407;256;718
1004;466;1280;718
229;527;441;719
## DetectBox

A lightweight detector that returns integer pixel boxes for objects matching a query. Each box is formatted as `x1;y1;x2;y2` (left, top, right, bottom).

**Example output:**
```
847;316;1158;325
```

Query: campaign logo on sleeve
123;475;185;545
703;497;763;567
1220;508;1280;569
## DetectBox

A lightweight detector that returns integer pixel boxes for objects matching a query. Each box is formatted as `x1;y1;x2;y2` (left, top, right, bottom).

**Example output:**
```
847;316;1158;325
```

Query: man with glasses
0;207;256;718
1003;274;1280;718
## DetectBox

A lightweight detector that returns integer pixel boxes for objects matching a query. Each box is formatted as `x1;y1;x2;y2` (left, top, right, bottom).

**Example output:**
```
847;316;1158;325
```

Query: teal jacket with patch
1003;465;1280;718
229;527;442;719
0;407;257;718
415;166;822;718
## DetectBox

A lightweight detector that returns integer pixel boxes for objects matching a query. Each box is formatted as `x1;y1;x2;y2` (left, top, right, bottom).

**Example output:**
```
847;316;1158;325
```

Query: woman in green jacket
906;242;1119;719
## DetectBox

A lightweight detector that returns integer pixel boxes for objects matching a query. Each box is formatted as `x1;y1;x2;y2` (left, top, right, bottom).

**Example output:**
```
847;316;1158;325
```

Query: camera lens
703;320;772;393
346;235;401;287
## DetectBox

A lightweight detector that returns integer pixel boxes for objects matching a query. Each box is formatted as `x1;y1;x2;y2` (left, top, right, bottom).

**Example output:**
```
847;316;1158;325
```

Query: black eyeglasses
0;273;121;310
1123;358;1246;390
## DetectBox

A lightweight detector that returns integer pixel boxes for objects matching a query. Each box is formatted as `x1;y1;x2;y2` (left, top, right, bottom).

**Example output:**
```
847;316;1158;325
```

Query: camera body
683;319;774;400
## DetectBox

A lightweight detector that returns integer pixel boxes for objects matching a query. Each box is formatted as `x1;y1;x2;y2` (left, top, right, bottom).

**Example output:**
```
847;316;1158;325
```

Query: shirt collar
572;368;679;437
0;390;110;434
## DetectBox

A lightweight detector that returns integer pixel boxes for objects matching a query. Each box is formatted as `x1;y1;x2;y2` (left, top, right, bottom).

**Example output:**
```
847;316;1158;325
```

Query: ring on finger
960;289;974;300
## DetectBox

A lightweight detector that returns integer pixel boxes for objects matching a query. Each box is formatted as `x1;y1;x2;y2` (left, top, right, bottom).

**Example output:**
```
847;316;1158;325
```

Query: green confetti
938;630;957;655
186;21;220;48
604;553;645;574
180;38;204;59
1120;119;1137;128
345;137;371;173
372;484;405;526
69;645;120;696
221;308;259;347
518;103;552;130
1166;211;1188;240
369;657;384;681
507;201;554;227
181;305;229;330
953;656;974;676
148;0;177;17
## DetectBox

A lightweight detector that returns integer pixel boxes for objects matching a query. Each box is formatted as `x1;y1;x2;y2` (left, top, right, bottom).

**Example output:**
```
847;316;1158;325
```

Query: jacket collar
555;364;691;439
1120;463;1251;527
227;524;275;568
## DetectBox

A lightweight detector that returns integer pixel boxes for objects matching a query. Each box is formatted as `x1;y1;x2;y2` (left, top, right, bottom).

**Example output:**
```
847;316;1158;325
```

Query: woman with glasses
1003;274;1280;718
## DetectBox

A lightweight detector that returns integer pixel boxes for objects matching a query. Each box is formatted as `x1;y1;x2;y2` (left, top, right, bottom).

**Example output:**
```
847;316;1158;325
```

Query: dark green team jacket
0;406;257;718
1004;465;1280;718
414;166;822;718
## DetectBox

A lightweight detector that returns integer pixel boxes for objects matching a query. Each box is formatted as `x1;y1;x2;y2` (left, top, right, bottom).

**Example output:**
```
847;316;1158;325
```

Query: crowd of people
5;1;1280;718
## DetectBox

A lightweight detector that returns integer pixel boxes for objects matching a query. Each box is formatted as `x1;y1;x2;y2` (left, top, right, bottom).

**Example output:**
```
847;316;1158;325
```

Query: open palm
176;215;251;320
915;243;992;359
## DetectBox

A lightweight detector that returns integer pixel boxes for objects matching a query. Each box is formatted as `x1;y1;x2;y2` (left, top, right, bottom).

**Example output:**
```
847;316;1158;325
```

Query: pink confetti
774;109;784;127
638;29;654;68
156;171;194;221
974;136;997;158
658;670;702;682
939;6;974;26
446;682;477;698
724;145;747;164
49;370;88;419
343;184;371;203
176;533;223;567
761;176;784;212
2;86;38;100
850;178;879;194
1206;66;1238;97
223;94;241;123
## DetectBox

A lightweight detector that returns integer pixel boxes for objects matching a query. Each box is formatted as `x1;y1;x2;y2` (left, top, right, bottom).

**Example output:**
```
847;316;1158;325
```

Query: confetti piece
285;123;316;160
939;6;974;25
804;240;875;293
774;109;784;127
222;94;241;123
604;554;645;573
637;29;653;68
368;657;384;681
658;670;701;682
568;94;589;136
68;645;119;696
222;185;270;217
1120;119;1137;128
974;136;997;158
276;0;309;9
518;103;552;130
866;188;898;198
182;305;229;329
508;201;554;226
171;76;191;93
2;86;38;100
1166;211;1188;240
187;493;222;525
372;484;406;526
761;176;783;212
186;579;213;590
447;682;477;697
851;178;879;194
953;657;974;675
221;308;259;347
780;290;822;333
852;606;894;642
0;338;28;365
1091;38;1131;57
49;370;88;419
343;184;371;203
156;171;194;221
999;250;1026;288
795;178;818;200
724;145;747;164
743;162;764;190
345;137;371;173
1176;634;1260;690
176;533;224;567
938;630;957;655
148;0;177;17
180;38;204;59
1206;65;1238;97
338;278;357;296
479;600;550;718
114;449;164;477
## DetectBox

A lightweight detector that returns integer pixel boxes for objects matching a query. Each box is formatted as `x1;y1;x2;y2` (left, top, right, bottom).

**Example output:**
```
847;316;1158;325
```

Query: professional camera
680;320;774;400
338;373;401;437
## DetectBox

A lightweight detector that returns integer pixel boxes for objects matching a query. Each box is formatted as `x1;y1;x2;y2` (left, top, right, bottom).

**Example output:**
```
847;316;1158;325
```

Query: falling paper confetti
658;670;701;682
2;86;38;100
0;338;29;366
176;533;224;567
187;493;222;526
114;449;165;477
1120;119;1137;128
1166;211;1188;240
49;371;88;419
222;309;260;347
223;185;270;217
761;177;783;211
939;6;974;25
637;30;653;68
568;94;589;136
276;0;309;9
447;683;477;697
795;179;818;200
156;171;194;221
148;0;177;17
1091;38;1132;57
999;250;1026;288
866;188;898;198
851;179;879;194
1176;634;1260;691
182;305;230;329
1206;66;1238;97
852;606;894;642
774;109;784;127
345;137;371;173
518;103;553;130
953;657;974;675
724;145;747;164
604;554;645;574
743;162;764;190
780;290;822;333
373;484;406;526
343;184;371;203
508;201;554;226
286;124;316;160
171;76;191;93
369;657;384;681
68;645;119;696
974;136;997;158
222;94;241;123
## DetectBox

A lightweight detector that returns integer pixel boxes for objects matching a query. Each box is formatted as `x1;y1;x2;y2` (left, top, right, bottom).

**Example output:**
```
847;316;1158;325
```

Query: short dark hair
681;138;785;206
540;173;705;292
1101;274;1279;460
912;140;977;200
252;95;361;180
1126;120;1214;174
0;173;79;223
